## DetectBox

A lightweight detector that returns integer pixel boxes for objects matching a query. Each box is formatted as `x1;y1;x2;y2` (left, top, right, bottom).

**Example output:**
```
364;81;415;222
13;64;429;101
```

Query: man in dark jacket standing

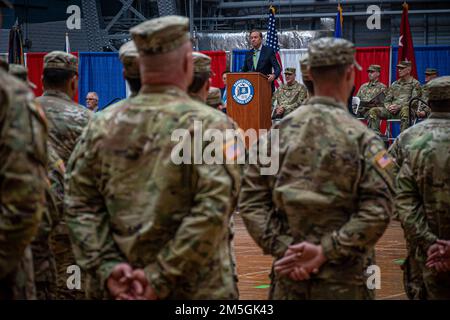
241;30;281;92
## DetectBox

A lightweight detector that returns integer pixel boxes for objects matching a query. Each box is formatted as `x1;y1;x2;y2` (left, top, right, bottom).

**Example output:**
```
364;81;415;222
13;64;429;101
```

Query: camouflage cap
284;67;296;75
206;87;222;106
426;76;450;101
130;16;190;55
119;41;140;79
425;68;438;75
43;51;78;73
367;64;381;72
192;52;211;73
8;64;28;79
308;37;361;70
397;60;411;68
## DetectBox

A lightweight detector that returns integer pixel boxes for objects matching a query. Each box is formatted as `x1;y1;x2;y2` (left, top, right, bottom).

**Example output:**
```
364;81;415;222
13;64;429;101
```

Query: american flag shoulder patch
223;139;241;161
374;150;393;169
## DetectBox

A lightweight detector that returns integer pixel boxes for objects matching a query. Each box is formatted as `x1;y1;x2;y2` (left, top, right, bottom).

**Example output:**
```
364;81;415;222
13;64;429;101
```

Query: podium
226;72;272;134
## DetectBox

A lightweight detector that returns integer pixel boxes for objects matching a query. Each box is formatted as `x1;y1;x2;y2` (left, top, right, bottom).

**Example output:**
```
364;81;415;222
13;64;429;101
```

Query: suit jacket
241;45;281;79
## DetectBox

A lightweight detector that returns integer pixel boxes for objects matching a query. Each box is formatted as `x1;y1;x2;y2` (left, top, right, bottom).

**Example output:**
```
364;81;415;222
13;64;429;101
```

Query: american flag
266;6;284;88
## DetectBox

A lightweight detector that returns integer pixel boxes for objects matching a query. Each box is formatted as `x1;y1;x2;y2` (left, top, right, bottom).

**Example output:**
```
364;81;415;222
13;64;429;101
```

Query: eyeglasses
86;98;98;101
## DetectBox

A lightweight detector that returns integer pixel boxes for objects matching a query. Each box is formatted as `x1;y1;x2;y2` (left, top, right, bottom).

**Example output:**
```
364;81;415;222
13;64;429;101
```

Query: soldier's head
300;54;314;96
308;37;360;103
284;68;296;86
9;64;37;90
397;61;411;79
206;87;222;109
130;16;193;92
426;76;450;111
425;68;438;83
119;40;141;95
367;64;381;82
188;52;212;103
42;51;79;99
249;30;263;49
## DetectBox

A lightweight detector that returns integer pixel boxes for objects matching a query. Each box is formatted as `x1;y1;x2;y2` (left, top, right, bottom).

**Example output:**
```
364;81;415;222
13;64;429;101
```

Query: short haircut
429;99;450;110
188;72;210;94
43;69;77;89
126;77;142;94
87;92;98;100
249;30;263;39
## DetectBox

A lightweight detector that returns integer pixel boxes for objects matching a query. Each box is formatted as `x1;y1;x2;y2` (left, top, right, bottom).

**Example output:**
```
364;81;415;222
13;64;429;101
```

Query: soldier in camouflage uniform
188;52;212;103
272;67;308;119
356;65;386;118
34;51;92;299
0;64;48;300
416;68;438;119
64;16;240;300
8;64;37;90
368;61;422;134
207;86;223;109
396;76;450;299
101;41;141;113
239;38;394;300
300;54;314;98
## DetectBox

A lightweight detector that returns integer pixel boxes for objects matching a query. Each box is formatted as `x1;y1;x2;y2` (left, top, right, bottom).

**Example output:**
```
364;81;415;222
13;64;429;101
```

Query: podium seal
231;79;254;105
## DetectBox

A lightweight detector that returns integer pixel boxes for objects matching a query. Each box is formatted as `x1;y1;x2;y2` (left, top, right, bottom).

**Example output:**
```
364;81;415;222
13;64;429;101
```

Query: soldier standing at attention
239;37;394;300
0;49;48;299
35;51;92;299
64;16;241;300
396;76;450;299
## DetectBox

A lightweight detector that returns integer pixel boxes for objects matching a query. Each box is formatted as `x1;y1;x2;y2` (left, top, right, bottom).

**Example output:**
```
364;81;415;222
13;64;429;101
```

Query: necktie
253;50;258;70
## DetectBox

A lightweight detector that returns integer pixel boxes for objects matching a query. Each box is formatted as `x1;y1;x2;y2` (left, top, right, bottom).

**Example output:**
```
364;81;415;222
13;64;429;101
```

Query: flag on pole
397;2;418;79
267;6;284;88
8;19;25;65
64;33;71;53
334;4;343;38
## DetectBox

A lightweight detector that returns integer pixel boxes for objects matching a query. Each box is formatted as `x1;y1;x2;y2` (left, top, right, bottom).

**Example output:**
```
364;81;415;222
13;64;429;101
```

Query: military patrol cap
426;76;450;101
284;67;296;75
308;37;362;70
119;41;140;79
43;51;78;73
8;64;37;89
425;68;438;75
192;52;211;73
367;64;381;72
207;87;222;106
397;60;411;68
130;16;190;55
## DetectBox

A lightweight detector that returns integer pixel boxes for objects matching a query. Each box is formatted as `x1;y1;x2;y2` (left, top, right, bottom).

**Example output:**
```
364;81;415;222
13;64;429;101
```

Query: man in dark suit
241;30;281;91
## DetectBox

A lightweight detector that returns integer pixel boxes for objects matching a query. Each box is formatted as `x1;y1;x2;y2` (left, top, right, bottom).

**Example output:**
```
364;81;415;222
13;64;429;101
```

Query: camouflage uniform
356;65;386;118
417;68;438;118
272;68;308;118
35;51;92;299
368;61;422;134
0;69;47;299
239;38;394;300
396;76;450;299
64;16;240;300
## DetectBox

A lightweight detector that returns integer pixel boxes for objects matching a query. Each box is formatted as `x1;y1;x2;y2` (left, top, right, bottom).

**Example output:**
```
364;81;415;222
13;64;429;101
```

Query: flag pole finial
403;2;408;10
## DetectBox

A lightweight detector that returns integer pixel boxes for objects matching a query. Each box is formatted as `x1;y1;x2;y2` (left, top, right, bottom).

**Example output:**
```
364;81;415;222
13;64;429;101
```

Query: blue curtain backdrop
79;52;126;111
232;49;251;72
391;45;450;84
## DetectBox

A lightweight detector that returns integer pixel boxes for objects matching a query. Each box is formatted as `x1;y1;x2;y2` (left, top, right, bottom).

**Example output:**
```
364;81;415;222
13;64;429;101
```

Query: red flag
397;2;418;79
